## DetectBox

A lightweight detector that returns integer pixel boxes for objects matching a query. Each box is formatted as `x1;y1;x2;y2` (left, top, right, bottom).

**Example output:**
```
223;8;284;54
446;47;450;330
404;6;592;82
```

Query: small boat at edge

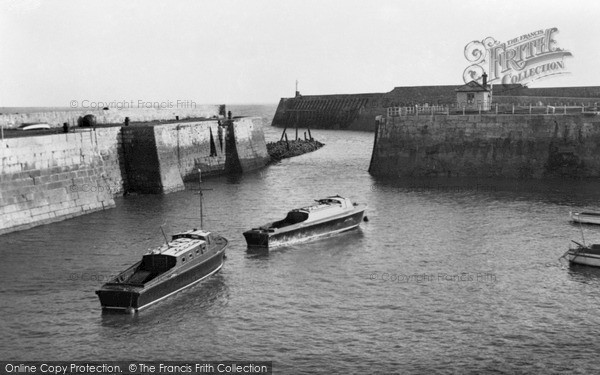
570;211;600;225
562;240;600;267
243;195;366;249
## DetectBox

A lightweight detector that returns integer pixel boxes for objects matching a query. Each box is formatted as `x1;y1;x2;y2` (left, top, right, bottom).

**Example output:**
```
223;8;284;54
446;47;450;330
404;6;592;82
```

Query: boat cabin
315;196;350;208
123;230;212;285
172;229;214;244
269;196;353;229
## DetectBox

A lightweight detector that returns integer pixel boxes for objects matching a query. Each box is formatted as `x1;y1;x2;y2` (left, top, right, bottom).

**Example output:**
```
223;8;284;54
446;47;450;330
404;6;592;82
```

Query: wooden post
284;133;290;150
293;111;299;141
308;128;313;141
280;127;287;141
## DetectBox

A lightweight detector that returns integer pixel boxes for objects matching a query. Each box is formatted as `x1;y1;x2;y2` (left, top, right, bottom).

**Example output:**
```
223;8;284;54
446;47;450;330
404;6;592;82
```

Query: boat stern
95;285;141;311
243;228;272;248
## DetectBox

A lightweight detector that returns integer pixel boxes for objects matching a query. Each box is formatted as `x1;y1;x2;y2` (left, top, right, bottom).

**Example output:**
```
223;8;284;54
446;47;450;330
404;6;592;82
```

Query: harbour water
2;105;600;373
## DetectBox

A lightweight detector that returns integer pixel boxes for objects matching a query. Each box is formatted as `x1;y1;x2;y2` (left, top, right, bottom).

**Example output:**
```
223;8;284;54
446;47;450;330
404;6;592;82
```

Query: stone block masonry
228;117;270;172
369;114;600;179
0;116;269;234
0;128;121;235
121;117;268;194
122;120;228;193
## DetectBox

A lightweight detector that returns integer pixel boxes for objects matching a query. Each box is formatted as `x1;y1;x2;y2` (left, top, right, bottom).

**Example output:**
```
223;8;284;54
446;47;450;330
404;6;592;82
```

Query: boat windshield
122;254;177;284
271;210;309;229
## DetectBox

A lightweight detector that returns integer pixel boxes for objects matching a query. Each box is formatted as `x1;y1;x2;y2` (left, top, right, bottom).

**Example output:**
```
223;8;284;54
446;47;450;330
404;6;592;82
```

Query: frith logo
463;27;573;86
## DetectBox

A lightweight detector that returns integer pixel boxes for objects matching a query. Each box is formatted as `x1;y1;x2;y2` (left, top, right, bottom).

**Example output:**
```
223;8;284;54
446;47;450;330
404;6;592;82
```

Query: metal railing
387;105;450;117
386;104;600;117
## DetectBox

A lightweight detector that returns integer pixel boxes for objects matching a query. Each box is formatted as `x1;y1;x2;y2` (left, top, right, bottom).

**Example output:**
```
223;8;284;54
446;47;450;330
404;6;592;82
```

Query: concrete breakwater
0;117;269;234
272;86;600;131
368;113;600;179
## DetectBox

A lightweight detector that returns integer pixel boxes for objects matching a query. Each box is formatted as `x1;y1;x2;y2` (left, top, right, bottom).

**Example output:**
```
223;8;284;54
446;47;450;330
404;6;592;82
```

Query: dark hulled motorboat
96;229;227;312
96;169;227;312
243;195;366;249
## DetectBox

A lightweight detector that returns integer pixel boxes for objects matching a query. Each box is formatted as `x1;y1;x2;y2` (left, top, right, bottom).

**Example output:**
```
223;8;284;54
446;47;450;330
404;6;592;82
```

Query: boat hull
244;208;365;249
564;248;600;267
570;211;600;225
96;249;225;311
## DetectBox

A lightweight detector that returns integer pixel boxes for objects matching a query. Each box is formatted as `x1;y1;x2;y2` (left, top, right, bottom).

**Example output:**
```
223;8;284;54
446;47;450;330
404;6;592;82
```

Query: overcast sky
1;0;599;106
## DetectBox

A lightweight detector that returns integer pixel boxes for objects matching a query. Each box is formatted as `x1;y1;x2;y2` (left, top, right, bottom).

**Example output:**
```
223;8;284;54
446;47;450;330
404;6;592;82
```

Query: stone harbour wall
0;106;221;128
272;86;600;131
0;117;269;234
369;114;600;179
122;120;229;194
228;117;270;172
271;94;386;131
0;128;122;235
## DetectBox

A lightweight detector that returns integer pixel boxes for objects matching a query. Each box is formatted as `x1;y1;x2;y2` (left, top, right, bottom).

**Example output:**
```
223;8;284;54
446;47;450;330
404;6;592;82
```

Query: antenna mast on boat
579;220;587;247
160;224;170;249
199;169;204;230
195;169;212;231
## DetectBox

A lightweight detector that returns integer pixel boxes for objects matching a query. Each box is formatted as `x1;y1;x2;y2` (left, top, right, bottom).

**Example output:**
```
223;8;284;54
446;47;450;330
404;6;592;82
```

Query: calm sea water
2;104;600;373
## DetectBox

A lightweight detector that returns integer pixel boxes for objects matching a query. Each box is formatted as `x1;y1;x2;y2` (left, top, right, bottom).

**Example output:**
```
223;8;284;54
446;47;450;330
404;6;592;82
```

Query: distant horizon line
0;102;279;110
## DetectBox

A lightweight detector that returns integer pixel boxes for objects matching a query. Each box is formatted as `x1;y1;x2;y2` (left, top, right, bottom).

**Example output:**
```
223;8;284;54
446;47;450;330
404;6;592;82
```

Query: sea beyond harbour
2;104;600;373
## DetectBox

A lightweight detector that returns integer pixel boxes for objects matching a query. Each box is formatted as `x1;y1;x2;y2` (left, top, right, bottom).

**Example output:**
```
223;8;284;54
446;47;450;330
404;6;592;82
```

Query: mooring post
304;131;307;141
308;128;313;141
284;133;290;150
295;126;298;141
280;127;287;141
